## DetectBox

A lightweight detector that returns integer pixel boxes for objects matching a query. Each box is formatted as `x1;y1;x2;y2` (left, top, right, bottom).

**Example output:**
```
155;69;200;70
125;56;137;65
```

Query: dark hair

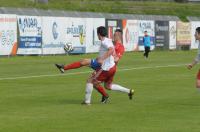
97;26;107;37
196;27;200;34
144;31;147;33
115;29;122;34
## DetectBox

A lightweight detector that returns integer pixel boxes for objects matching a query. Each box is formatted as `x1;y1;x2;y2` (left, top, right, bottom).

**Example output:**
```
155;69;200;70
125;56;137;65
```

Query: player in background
143;31;151;58
187;27;200;89
83;28;134;105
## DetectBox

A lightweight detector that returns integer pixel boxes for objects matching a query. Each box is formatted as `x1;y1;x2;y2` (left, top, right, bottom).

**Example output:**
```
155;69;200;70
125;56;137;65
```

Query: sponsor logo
170;25;176;39
52;22;58;40
18;17;38;33
0;30;15;46
66;24;85;45
155;24;169;32
139;22;152;32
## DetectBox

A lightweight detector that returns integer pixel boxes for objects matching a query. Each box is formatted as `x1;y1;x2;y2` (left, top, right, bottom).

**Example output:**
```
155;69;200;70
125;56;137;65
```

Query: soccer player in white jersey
83;26;134;105
187;27;200;89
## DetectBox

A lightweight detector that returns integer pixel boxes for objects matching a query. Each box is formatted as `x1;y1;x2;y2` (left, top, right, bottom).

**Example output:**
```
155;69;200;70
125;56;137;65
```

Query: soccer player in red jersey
55;28;134;105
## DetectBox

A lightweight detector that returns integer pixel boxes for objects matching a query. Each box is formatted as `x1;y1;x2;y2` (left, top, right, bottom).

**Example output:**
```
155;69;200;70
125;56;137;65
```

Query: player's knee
80;59;90;66
92;81;100;87
104;84;111;90
80;59;85;65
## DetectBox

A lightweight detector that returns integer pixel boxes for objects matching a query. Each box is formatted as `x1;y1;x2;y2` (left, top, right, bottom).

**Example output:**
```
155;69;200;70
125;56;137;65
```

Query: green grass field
0;50;200;132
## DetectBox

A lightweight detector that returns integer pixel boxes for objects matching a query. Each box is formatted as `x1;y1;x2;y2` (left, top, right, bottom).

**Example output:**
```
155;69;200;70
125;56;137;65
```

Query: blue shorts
90;59;101;70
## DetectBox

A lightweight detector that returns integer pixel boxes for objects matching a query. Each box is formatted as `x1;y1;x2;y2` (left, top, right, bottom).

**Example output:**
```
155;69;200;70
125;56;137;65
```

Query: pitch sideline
0;63;186;81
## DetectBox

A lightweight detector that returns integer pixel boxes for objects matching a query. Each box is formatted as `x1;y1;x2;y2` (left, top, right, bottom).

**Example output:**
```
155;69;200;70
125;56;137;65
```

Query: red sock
95;85;108;97
64;61;81;70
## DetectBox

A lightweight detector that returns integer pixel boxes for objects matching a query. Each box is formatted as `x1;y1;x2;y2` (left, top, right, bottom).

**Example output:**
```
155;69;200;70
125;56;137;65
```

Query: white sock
111;84;130;94
84;83;93;104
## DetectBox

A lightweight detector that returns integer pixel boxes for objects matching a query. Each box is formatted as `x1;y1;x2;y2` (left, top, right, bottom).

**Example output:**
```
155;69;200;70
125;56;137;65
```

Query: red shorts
197;70;200;80
91;65;116;85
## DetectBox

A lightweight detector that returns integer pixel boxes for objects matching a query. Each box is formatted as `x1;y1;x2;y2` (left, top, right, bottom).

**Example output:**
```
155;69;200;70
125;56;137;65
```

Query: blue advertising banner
17;16;42;55
19;36;42;48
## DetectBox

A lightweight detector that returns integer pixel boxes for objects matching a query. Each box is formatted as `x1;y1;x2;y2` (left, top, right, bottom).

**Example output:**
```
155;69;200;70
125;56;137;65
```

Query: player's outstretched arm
187;60;198;70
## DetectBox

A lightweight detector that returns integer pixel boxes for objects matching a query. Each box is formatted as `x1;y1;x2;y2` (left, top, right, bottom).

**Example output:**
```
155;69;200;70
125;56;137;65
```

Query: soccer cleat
101;95;109;104
55;64;64;73
81;101;91;106
128;89;134;100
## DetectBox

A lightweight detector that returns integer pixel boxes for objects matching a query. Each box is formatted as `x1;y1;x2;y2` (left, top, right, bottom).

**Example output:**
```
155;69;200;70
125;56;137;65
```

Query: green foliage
0;0;199;21
0;51;200;132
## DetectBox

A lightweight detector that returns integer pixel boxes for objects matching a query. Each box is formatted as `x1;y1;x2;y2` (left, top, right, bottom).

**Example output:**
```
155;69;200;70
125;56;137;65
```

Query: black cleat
101;95;109;104
55;64;64;73
128;89;134;100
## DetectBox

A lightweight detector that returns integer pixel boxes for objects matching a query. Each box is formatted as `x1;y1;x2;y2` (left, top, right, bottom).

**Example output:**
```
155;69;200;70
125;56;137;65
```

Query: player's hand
187;64;193;70
114;56;119;63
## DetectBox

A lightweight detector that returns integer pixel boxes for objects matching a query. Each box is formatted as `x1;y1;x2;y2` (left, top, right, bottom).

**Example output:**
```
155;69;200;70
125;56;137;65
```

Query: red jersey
114;41;125;63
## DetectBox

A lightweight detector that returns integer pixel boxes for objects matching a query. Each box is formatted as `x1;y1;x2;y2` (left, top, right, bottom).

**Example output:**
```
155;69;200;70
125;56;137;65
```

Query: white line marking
0;63;186;81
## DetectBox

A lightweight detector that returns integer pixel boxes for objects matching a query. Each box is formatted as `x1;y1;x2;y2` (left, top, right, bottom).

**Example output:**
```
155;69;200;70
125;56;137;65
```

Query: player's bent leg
107;83;134;100
93;81;109;103
93;81;108;97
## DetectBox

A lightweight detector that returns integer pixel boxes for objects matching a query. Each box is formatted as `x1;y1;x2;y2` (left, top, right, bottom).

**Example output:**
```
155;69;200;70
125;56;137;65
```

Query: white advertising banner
42;17;67;55
17;16;42;55
169;21;176;50
191;21;200;49
138;20;155;51
65;17;87;54
85;18;105;53
122;20;139;51
0;14;17;56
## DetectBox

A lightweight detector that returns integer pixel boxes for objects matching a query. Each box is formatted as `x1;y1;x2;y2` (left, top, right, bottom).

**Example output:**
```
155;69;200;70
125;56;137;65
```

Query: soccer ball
64;43;73;52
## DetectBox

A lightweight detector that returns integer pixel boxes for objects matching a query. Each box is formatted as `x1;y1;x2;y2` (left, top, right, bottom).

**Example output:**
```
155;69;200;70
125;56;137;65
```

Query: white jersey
195;42;200;62
98;37;115;71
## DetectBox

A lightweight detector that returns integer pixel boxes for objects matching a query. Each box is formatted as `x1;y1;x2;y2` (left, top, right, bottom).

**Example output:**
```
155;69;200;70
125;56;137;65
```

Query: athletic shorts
92;65;116;85
90;59;101;70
